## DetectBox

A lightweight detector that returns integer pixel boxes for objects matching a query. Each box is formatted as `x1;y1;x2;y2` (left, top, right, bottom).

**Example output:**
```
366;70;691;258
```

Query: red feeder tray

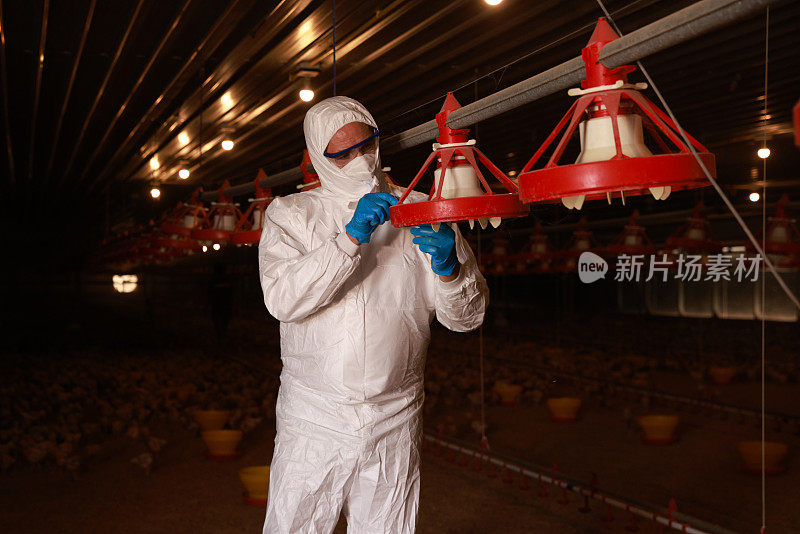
606;210;656;256
752;194;800;262
665;203;722;254
191;180;243;243
511;222;559;274
390;92;529;228
557;217;602;272
517;17;714;208
161;189;207;238
298;149;320;191
480;234;511;275
231;170;274;246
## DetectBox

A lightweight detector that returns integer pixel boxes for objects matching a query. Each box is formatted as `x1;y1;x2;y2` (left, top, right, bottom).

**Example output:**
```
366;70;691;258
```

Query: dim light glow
178;168;190;180
150;187;161;199
484;0;503;5
299;89;315;102
508;170;517;177
757;147;770;159
749;192;760;202
178;132;190;146
221;139;234;151
221;91;235;110
149;156;160;170
112;274;138;293
212;243;221;251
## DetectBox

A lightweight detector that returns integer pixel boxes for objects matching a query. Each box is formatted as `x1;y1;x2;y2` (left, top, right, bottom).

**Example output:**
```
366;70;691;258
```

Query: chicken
131;452;154;475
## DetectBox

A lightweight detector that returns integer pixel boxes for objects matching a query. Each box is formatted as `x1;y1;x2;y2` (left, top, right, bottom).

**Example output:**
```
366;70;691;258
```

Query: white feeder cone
567;112;657;205
468;219;475;230
489;217;501;228
214;213;237;231
687;228;706;241
479;218;488;230
434;157;485;199
252;210;263;230
431;223;440;233
769;225;789;243
624;234;642;246
183;213;198;228
576;113;651;163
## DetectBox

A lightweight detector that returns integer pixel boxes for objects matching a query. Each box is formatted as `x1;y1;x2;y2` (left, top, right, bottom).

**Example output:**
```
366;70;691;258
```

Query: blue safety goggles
323;127;380;160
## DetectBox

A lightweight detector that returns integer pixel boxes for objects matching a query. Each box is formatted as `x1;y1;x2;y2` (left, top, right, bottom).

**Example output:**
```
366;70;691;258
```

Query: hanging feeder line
435;345;800;425
197;0;779;202
421;433;736;534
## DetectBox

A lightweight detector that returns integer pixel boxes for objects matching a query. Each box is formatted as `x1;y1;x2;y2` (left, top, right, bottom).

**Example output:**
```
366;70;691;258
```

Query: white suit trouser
263;392;422;533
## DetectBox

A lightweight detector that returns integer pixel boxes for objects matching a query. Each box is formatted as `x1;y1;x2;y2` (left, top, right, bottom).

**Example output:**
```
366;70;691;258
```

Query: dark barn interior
2;1;800;532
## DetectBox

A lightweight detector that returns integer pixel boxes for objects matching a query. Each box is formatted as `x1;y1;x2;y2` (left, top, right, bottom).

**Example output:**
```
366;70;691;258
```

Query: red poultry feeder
750;195;800;267
298;149;320;191
794;97;799;147
512;222;558;274
390;92;529;228
191;180;243;245
517;17;714;209
665;203;722;254
558;217;602;272
231;170;275;246
606;210;656;257
160;189;207;247
481;233;511;275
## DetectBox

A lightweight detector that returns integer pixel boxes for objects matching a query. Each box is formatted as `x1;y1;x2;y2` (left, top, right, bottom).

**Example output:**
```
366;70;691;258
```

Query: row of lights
144;5;509;193
749;145;770;201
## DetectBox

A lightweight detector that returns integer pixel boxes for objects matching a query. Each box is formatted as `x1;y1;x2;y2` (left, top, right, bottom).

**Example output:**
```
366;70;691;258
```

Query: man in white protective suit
259;96;489;533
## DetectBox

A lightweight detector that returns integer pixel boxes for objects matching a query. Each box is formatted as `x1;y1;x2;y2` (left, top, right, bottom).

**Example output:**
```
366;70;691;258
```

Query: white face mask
341;153;378;184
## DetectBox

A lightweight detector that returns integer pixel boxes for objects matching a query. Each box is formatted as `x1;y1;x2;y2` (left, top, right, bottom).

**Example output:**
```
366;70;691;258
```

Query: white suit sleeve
258;199;361;323
434;227;489;332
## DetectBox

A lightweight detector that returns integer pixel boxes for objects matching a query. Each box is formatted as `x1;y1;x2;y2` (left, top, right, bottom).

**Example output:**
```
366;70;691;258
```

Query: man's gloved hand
410;224;459;276
345;192;399;244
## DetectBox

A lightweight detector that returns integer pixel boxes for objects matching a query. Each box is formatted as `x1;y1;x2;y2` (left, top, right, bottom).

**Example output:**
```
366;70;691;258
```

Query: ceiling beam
87;0;255;193
44;0;96;187
0;0;14;184
26;0;49;182
76;0;195;190
58;0;146;188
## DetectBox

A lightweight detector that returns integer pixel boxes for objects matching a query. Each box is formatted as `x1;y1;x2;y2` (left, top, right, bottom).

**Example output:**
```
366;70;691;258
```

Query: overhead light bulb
178;132;190;146
299;88;315;102
178;168;190;180
150;187;161;199
202;245;208;253
295;63;320;103
212;243;221;251
149;156;160;170
221;139;234;151
749;192;760;202
757;147;770;159
484;0;503;5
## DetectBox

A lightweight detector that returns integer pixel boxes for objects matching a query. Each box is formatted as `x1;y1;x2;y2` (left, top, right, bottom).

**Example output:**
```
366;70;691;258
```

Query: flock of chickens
2;317;797;476
0;349;278;475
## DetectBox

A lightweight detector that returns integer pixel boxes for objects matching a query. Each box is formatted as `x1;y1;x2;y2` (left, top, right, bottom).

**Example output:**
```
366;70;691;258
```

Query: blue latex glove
345;193;398;244
410;224;459;276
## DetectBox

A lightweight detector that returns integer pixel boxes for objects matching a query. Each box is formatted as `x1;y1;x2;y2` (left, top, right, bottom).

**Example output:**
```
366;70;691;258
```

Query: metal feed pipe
199;0;778;201
423;434;738;534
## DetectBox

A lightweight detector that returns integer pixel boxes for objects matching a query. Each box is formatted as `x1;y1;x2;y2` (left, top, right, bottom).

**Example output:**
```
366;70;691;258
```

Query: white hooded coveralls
259;97;488;533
